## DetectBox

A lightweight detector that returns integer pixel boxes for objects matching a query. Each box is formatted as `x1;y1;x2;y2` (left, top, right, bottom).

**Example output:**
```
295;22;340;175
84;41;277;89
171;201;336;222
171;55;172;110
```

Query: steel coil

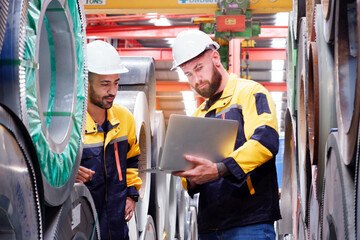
320;132;355;240
278;109;294;235
286;13;296;116
306;0;318;41
307;42;320;165
334;0;360;165
0;104;43;240
176;176;189;240
139;215;156;240
296;17;311;225
308;168;320;240
320;0;335;42
128;214;140;240
0;0;9;54
0;0;87;207
118;56;157;131
314;4;337;201
115;91;152;233
188;206;198;240
355;119;360;240
165;174;177;240
44;183;100;240
296;210;308;240
292;0;306;40
148;111;167;240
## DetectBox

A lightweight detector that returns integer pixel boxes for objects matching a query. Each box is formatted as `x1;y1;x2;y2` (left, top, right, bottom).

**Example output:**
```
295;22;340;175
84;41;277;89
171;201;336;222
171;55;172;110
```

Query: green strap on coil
90;214;99;240
0;59;39;69
43;15;56;128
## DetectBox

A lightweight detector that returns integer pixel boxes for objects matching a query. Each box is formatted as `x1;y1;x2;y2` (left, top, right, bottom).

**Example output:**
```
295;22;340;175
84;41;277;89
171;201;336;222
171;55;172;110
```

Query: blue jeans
199;223;275;240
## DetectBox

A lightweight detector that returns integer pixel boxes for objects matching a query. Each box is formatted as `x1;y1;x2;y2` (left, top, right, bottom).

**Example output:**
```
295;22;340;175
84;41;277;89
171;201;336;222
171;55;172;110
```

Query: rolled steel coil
308;167;320;240
115;91;152;233
44;183;100;240
286;13;296;116
149;111;167;240
355;119;360;240
292;0;306;40
320;132;355;240
176;176;189;240
0;0;9;54
188;206;198;240
307;42;320;165
165;174;177;240
306;0;318;41
296;17;311;225
128;214;140;240
139;215;156;240
334;0;360;165
118;56;157;131
0;104;43;240
0;0;87;207
296;210;308;240
320;0;335;42
278;109;294;235
314;4;337;201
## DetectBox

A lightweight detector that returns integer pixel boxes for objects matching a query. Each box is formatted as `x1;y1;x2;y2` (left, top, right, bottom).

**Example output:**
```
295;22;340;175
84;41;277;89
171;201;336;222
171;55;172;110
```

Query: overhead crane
84;0;291;95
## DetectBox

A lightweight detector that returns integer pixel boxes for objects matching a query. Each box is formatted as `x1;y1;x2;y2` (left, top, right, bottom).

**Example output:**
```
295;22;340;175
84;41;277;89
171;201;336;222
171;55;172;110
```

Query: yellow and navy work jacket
183;74;281;233
81;104;141;240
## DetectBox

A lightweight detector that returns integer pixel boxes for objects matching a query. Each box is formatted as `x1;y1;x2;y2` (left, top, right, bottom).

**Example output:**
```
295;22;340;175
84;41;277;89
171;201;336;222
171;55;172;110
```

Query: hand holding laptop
172;154;219;185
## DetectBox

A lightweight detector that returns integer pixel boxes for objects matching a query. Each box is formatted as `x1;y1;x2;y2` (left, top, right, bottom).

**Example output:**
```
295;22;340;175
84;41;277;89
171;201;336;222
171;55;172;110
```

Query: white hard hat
87;40;128;75
171;30;219;70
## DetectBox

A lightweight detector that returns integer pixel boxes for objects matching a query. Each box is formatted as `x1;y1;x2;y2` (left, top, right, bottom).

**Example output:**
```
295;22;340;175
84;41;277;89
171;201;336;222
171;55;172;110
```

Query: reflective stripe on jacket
182;74;281;233
81;104;141;240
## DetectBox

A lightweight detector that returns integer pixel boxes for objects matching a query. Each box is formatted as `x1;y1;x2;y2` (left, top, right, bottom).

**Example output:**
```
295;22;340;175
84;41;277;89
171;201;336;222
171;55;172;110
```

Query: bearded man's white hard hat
87;40;128;75
171;30;220;70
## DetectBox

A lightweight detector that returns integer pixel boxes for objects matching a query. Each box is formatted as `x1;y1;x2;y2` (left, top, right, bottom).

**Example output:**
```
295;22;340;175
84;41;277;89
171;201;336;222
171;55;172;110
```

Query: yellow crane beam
84;0;292;14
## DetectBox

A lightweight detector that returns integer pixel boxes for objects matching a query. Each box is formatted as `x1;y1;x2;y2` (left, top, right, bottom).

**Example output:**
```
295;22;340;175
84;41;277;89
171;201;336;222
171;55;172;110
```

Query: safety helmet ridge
87;40;128;75
171;30;220;70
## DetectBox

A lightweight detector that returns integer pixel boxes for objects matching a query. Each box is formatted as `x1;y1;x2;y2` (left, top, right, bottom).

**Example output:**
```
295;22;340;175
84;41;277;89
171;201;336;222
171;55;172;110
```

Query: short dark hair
88;71;96;84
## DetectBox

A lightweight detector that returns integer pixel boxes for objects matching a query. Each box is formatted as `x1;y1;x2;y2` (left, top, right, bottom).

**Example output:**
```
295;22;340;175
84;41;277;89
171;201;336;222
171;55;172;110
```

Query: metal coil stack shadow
279;1;360;239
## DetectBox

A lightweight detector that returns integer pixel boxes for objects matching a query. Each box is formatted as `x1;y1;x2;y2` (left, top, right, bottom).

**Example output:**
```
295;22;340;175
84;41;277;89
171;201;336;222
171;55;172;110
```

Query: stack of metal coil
278;0;360;239
0;0;99;238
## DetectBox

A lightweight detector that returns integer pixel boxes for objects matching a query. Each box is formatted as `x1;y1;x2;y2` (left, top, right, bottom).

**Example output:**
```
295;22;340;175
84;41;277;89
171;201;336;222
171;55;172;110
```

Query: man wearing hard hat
76;40;142;240
172;30;281;239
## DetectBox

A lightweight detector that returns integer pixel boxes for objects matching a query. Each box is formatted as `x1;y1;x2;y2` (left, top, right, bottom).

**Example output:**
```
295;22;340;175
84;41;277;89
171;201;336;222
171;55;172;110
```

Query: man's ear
211;51;222;67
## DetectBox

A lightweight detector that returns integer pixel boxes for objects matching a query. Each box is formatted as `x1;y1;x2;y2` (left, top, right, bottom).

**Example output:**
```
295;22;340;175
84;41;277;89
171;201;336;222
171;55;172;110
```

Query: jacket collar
201;73;238;112
85;107;120;134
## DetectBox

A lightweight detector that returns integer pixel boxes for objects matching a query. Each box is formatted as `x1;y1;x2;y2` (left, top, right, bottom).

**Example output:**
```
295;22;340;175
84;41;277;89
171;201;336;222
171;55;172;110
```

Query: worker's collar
85;107;120;134
201;73;237;111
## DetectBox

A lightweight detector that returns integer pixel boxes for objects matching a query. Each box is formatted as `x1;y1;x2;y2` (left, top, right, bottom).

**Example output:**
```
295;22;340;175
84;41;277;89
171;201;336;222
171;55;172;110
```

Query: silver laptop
139;114;239;173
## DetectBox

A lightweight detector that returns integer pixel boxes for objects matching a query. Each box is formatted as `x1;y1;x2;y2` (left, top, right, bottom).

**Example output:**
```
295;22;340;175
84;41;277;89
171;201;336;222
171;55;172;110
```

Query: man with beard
171;30;281;240
76;40;142;240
